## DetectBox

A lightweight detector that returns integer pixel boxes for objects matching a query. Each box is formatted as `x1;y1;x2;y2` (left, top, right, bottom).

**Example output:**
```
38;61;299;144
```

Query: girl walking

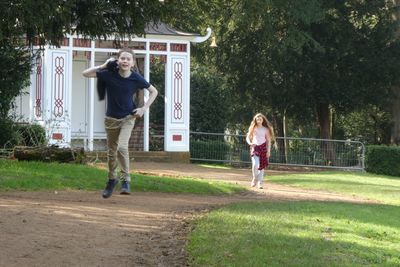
82;48;158;198
246;113;275;189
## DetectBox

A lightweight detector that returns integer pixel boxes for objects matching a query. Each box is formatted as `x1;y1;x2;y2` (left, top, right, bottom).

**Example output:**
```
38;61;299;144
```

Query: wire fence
1;126;365;170
190;132;365;170
0;123;47;158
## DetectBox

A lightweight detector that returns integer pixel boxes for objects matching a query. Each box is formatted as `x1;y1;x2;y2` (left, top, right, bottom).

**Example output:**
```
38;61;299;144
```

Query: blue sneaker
102;179;118;198
120;180;131;195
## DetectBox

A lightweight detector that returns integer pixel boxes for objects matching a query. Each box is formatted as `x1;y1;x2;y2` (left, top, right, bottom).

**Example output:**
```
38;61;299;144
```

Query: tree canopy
0;0;169;146
1;0;399;145
0;0;167;46
166;0;400;143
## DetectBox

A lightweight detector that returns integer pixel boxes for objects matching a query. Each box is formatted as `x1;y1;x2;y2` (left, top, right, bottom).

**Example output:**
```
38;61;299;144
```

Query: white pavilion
12;23;211;156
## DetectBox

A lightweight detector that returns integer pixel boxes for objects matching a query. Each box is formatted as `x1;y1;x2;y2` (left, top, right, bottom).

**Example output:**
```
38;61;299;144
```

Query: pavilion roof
145;22;200;37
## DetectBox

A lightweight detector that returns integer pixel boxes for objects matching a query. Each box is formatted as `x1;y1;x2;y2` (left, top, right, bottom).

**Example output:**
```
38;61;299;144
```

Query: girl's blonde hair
247;113;276;147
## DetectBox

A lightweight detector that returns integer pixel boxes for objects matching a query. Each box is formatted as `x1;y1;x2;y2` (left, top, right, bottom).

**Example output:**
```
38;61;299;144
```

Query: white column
87;42;95;151
45;49;71;147
165;54;189;151
143;42;150;151
187;44;191;142
67;40;73;145
164;52;171;151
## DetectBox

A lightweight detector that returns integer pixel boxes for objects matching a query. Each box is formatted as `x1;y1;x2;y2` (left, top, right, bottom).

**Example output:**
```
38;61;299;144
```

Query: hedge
365;145;400;177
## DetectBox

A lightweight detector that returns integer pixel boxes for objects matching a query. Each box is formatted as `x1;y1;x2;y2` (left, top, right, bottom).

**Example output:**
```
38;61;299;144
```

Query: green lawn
0;159;245;195
188;201;400;267
268;171;400;205
188;171;400;266
2;160;400;266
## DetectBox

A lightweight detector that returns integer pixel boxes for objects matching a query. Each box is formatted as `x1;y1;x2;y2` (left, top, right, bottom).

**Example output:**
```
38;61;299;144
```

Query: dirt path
0;163;374;267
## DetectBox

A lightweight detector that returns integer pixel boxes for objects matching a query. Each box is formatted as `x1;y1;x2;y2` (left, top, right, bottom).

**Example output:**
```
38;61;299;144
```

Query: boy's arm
82;58;115;78
133;85;158;117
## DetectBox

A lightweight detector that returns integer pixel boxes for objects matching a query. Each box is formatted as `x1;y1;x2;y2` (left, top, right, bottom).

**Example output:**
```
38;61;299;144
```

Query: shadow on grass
188;201;400;266
132;174;246;195
270;177;400;188
228;201;400;230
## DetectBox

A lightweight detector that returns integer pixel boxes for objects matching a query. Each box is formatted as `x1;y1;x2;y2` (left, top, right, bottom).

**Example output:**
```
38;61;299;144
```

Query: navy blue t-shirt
97;70;150;119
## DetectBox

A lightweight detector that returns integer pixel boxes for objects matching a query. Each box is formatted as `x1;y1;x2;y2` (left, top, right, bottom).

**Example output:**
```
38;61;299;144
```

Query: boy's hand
101;57;116;69
132;107;146;118
106;57;116;64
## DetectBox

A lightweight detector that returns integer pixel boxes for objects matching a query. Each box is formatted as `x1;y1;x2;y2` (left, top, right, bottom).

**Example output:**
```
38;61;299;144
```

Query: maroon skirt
251;142;269;170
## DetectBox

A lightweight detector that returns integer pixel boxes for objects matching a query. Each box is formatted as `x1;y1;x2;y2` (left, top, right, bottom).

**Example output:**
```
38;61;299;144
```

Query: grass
188;171;400;266
188;201;400;267
268;171;400;205
2;159;400;265
0;159;245;195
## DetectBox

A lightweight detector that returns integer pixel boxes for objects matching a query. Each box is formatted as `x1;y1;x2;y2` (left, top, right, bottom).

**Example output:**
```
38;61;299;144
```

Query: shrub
16;123;47;146
0;118;19;147
0;121;46;148
365;145;400;177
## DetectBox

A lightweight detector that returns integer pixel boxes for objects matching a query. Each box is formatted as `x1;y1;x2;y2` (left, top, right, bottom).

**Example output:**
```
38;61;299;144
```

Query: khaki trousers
104;115;136;181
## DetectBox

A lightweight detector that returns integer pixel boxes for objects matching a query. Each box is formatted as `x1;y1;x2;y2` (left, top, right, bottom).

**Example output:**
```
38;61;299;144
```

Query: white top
247;126;268;145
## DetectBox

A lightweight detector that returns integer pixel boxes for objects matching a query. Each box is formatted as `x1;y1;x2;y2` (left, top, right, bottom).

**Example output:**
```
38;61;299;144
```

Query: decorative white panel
11;52;44;122
51;53;66;120
165;56;189;151
171;58;185;124
33;54;44;120
46;50;71;147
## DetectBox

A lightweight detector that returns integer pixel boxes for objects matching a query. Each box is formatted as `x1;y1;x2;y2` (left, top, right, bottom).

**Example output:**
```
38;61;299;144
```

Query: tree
0;0;167;47
179;1;399;133
300;1;399;139
0;40;31;119
390;0;400;144
190;64;229;133
210;0;399;136
334;106;392;144
0;38;32;146
0;0;168;146
164;0;400;166
161;1;237;132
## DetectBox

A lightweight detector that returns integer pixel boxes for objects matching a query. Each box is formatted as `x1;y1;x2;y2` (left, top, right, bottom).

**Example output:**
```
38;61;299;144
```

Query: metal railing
1;123;47;159
1;127;365;171
190;132;365;170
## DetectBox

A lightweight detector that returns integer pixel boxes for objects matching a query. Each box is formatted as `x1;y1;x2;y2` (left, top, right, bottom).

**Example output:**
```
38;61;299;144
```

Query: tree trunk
273;111;287;163
391;0;400;144
391;86;400;144
13;146;86;163
316;103;336;165
317;103;331;139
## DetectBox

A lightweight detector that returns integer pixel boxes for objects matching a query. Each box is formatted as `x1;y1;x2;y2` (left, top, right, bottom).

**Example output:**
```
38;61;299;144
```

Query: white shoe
257;181;263;189
250;179;256;187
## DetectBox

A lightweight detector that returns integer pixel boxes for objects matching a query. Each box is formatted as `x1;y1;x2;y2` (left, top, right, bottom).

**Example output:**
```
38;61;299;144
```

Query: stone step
86;151;189;163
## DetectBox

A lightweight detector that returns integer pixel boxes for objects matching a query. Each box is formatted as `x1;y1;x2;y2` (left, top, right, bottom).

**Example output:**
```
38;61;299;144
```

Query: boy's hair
117;48;136;59
117;48;139;73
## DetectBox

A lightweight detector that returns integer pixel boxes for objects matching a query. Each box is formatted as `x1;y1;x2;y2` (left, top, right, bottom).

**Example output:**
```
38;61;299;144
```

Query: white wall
71;59;89;136
10;86;31;122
